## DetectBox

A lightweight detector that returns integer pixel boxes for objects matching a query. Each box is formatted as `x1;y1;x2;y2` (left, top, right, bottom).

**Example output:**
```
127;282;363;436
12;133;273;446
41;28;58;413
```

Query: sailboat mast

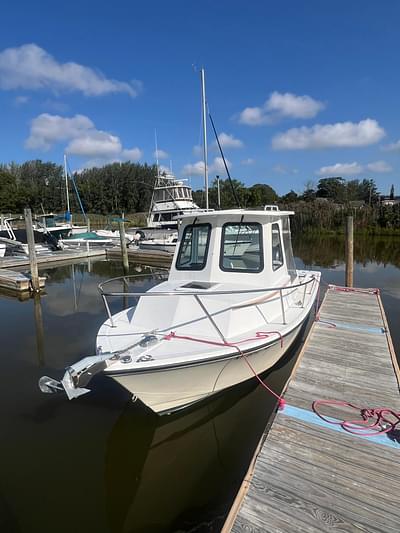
63;154;71;215
154;129;160;177
200;68;209;210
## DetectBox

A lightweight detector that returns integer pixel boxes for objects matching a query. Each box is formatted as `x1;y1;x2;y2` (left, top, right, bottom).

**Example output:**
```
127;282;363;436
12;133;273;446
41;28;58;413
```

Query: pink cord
312;399;400;437
163;330;286;409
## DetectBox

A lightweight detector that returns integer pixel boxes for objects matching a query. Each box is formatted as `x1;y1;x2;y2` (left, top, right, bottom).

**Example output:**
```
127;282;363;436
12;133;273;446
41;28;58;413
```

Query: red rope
312;399;400;437
328;285;380;295
163;330;286;409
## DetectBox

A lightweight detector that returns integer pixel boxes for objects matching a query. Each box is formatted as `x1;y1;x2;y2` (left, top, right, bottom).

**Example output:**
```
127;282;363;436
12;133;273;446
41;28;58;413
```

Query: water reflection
293;233;400;269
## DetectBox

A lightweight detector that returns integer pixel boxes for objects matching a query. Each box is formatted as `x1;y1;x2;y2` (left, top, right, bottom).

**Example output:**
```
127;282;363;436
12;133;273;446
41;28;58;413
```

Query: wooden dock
0;248;106;270
106;247;173;267
225;285;400;532
0;269;45;292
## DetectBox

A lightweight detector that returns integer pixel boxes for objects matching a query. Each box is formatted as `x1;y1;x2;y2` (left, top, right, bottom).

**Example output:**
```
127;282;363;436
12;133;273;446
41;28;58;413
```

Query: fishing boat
146;172;205;230
40;208;320;414
0;217;61;255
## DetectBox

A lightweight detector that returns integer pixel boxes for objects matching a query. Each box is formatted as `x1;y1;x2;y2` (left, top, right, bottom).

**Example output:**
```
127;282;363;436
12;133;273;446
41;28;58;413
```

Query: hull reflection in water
104;321;308;533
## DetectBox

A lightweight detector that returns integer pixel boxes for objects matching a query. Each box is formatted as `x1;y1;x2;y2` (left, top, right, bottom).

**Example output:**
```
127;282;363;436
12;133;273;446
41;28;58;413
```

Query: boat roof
181;208;294;221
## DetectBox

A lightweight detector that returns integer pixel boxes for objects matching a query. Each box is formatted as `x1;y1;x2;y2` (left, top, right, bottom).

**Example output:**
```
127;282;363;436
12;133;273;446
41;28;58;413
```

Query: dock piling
24;208;40;292
119;220;129;272
345;215;354;287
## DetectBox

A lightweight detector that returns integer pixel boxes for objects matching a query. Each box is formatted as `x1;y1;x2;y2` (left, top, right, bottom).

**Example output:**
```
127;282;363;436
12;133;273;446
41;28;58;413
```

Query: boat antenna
63;154;71;220
154;129;160;177
208;111;242;208
200;68;209;210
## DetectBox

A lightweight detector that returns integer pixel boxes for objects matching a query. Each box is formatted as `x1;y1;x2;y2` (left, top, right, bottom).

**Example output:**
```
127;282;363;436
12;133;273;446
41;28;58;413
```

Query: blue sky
0;0;399;195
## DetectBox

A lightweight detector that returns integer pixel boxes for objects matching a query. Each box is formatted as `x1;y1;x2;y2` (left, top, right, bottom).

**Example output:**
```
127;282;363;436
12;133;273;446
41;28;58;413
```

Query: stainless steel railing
97;273;318;339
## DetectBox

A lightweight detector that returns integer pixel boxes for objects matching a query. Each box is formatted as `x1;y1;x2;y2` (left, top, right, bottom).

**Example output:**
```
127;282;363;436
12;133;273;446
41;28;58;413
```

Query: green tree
316;177;346;202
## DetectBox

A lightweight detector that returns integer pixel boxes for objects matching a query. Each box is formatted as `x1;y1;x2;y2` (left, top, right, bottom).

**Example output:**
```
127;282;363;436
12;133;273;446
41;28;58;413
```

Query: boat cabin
169;209;296;288
147;173;201;228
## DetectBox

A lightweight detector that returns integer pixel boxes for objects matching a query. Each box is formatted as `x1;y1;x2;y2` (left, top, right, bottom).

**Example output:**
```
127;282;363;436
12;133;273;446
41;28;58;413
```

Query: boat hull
106;320;304;414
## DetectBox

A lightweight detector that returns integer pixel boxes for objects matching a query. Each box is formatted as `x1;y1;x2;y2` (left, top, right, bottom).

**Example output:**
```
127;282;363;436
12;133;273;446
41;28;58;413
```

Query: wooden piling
119;220;129;272
345;215;354;287
33;292;45;365
87;218;91;232
24;208;40;292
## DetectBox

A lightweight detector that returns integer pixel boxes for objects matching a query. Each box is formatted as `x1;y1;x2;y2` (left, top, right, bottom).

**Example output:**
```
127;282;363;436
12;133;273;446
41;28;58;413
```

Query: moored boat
40;207;320;414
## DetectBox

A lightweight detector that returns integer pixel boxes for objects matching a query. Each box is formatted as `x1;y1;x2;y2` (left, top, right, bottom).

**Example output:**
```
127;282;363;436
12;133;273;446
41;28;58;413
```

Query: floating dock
0;268;46;292
225;285;400;532
0;248;106;270
106;247;173;266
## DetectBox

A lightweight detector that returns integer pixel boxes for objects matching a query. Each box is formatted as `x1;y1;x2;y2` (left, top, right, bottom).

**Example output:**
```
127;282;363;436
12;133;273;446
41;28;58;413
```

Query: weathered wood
0;268;45;292
106;247;173;267
24;208;40;291
0;248;106;269
118;220;129;272
228;287;400;533
345;216;354;287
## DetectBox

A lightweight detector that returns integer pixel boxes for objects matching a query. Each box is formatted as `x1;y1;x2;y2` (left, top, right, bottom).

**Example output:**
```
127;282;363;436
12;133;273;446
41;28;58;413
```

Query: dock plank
0;268;45;292
226;287;400;533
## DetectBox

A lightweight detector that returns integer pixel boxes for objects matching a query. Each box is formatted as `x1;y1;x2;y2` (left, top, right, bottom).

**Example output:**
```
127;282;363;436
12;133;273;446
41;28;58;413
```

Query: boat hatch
180;282;217;290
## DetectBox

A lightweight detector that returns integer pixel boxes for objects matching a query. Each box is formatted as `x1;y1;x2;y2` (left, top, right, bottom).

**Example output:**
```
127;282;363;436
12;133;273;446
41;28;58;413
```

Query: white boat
59;231;114;249
138;232;178;253
0;217;60;254
40;208;320;414
146;172;209;230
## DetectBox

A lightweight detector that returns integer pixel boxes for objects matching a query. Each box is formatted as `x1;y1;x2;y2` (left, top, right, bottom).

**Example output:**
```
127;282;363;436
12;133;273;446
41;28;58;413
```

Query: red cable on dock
312;399;400;437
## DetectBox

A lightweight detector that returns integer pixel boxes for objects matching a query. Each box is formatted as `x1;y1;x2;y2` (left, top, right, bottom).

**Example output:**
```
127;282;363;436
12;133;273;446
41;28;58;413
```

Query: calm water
0;235;399;533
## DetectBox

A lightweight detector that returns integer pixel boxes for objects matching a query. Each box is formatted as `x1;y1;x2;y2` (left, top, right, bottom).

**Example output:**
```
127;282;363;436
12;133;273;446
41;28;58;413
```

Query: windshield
176;224;211;270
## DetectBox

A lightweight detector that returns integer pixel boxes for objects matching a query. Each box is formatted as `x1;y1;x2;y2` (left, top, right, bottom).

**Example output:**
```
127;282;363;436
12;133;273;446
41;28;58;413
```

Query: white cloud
66;131;122;158
273;164;289;174
238;107;266;126
25;113;94;150
122;147;143;161
317;160;392;176
211;156;231;174
272;119;385;150
153;149;169;159
0;43;140;97
241;158;255;165
215;132;243;149
182;157;231;177
14;95;30;105
26;112;142;164
382;140;400;152
266;92;325;119
272;164;299;175
193;144;203;156
366;160;392;173
238;91;324;125
317;162;363;176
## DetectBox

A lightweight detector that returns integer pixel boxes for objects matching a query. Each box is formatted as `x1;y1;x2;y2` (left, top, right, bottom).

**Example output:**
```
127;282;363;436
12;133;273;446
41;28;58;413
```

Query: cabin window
176;223;211;270
220;223;263;273
271;223;284;271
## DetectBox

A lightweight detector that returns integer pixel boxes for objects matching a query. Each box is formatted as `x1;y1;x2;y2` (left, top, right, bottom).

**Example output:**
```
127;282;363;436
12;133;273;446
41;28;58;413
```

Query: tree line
0;160;398;232
0;160;157;214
